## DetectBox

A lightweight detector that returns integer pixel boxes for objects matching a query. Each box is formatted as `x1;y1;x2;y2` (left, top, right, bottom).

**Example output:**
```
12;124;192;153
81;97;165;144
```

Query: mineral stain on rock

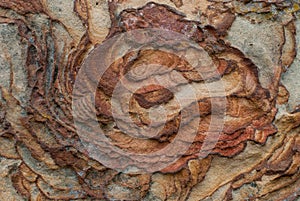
0;0;299;200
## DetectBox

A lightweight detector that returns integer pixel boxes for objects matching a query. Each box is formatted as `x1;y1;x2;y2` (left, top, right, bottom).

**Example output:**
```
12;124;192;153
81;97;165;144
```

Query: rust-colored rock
0;0;299;200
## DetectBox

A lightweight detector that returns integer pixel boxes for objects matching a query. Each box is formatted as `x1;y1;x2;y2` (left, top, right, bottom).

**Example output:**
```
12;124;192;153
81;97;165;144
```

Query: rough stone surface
0;0;299;200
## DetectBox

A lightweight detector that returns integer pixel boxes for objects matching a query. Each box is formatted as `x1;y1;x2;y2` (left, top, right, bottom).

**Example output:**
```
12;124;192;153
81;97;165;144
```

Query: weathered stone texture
0;0;299;200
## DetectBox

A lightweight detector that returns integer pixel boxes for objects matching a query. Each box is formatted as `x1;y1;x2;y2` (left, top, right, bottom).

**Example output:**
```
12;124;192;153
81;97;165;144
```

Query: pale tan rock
0;0;299;200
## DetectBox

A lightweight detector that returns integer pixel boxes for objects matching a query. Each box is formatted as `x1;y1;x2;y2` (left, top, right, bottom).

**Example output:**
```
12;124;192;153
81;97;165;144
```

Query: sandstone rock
0;0;299;200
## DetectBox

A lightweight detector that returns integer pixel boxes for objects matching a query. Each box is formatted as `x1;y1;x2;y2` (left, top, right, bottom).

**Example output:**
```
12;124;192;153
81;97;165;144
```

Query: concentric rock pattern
0;0;299;200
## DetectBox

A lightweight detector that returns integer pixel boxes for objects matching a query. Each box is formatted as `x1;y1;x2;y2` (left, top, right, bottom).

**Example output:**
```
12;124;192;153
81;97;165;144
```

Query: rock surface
0;0;299;200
